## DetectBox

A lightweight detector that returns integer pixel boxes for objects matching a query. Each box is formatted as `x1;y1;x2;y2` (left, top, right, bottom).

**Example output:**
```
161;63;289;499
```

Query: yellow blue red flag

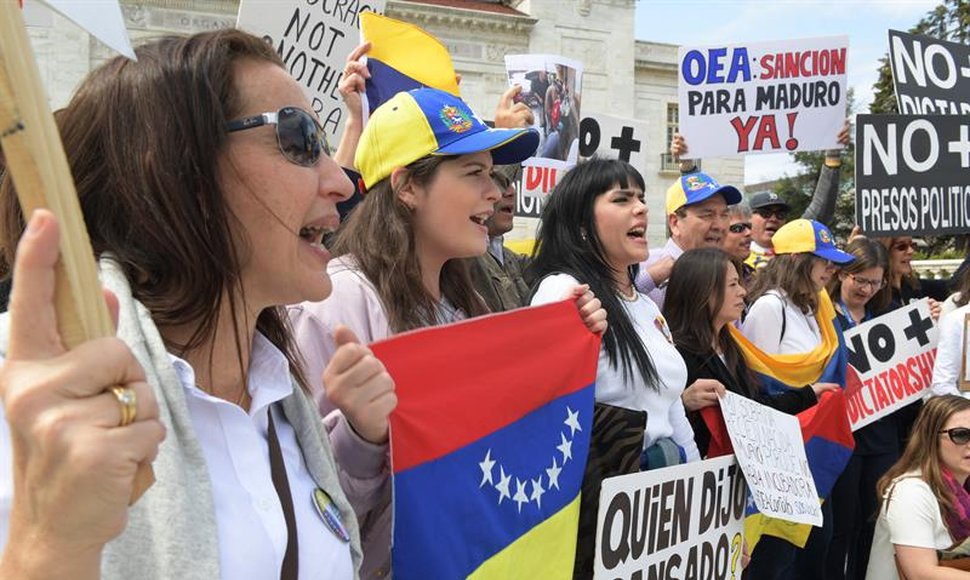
360;12;460;113
371;300;599;579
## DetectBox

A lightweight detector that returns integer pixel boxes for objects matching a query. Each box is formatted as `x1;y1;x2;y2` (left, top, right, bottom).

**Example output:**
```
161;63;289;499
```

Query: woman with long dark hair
663;248;823;457
529;157;699;469
0;30;384;578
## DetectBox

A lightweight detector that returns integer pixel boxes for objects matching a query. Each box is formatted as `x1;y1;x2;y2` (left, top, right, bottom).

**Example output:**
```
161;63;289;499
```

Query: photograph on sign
594;455;746;580
889;29;970;116
237;0;387;141
505;54;583;172
677;35;848;158
855;114;970;236
843;299;939;430
719;392;822;527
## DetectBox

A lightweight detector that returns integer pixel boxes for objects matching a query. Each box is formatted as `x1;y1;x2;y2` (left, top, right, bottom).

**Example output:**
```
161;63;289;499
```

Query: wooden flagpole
0;0;153;502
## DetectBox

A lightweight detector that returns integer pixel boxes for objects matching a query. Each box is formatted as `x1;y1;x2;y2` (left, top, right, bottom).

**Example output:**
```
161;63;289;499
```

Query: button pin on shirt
313;488;350;543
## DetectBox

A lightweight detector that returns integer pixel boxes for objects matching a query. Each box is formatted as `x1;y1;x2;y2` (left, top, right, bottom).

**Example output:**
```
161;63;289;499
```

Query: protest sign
855;114;970;236
889;30;970;116
594;455;746;580
579;113;648;168
719;392;822;527
677;36;847;158
236;0;386;140
844;299;939;431
505;54;583;194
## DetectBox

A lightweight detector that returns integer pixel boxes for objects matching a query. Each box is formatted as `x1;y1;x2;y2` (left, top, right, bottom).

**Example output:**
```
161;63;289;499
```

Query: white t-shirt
931;303;970;397
531;273;699;461
742;289;821;355
867;472;953;580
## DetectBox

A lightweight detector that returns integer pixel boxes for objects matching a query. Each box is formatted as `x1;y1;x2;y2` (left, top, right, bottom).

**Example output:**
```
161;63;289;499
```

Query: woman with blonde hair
867;394;970;579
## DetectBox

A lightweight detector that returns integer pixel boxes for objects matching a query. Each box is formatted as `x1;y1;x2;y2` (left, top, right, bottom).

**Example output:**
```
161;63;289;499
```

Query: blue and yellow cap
355;88;539;190
772;219;854;264
665;172;742;215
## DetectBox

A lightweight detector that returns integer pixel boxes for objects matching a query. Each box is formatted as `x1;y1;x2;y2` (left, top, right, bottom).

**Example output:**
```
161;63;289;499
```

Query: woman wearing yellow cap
741;218;853;580
290;87;606;578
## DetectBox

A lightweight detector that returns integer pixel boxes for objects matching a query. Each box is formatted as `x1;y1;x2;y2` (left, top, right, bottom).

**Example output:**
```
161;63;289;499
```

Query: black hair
528;157;658;387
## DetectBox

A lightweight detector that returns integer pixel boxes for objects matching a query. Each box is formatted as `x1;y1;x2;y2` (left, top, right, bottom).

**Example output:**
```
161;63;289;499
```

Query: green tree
871;0;970;114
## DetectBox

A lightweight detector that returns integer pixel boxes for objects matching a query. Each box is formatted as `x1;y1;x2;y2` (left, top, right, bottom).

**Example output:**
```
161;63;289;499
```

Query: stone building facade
25;0;744;247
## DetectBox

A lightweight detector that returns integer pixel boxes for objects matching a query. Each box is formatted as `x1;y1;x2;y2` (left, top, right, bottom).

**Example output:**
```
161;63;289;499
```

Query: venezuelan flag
724;291;855;550
360;12;461;114
371;300;600;580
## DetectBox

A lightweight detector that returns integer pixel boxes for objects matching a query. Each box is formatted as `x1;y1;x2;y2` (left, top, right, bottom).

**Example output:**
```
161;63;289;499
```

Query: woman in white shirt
0;30;391;579
868;394;970;579
529;158;700;469
740;218;853;580
931;269;970;397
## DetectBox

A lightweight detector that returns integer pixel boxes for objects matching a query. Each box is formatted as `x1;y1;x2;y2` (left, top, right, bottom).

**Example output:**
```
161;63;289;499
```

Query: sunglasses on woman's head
728;222;752;234
940;427;970;445
226;107;333;167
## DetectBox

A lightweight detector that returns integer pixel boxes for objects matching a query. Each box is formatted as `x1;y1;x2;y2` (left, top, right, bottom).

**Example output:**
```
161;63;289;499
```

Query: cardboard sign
855;114;970;236
595;455;746;580
677;36;848;158
889;30;970;116
844;299;939;431
236;0;386;140
719;392;822;527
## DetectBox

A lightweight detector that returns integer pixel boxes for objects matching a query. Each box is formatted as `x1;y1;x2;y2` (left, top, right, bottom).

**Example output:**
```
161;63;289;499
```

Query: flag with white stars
372;300;599;580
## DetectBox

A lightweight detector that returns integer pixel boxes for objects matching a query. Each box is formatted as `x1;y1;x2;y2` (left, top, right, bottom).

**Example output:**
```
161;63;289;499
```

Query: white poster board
594;455;746;580
237;0;386;140
844;299;939;430
677;35;848;158
719;392;822;526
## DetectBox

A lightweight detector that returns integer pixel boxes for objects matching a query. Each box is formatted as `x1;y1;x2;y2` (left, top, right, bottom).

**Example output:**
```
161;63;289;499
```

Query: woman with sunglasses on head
290;88;606;578
867;395;970;579
739;218;854;580
824;238;897;580
0;30;389;579
528;158;699;470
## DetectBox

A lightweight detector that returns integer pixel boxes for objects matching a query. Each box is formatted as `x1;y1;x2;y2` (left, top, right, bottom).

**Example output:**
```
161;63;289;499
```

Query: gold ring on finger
109;386;137;427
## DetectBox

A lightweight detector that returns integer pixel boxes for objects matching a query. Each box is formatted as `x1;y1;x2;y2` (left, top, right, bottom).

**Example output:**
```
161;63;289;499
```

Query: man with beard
469;164;532;312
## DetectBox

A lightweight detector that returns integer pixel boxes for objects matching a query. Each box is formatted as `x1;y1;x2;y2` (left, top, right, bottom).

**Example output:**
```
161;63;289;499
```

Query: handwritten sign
237;0;386;140
719;392;822;527
595;455;746;580
845;299;939;431
677;36;848;158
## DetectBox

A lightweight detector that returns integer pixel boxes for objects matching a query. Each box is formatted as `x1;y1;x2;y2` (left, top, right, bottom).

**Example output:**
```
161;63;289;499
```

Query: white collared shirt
0;333;353;580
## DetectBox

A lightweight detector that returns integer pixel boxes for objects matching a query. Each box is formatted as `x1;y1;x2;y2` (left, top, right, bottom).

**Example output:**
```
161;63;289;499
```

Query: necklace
617;286;638;302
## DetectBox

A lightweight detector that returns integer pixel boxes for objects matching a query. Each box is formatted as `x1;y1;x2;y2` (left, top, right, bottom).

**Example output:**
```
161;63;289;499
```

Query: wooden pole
0;0;153;502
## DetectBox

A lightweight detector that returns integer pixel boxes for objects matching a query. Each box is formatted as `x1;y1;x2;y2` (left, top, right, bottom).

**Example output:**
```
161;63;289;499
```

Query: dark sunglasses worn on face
754;207;788;220
893;241;917;252
226;107;333;167
941;427;970;445
729;222;752;234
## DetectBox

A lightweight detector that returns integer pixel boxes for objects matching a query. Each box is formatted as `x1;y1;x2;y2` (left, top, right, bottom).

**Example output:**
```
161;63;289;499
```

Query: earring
580;230;587;241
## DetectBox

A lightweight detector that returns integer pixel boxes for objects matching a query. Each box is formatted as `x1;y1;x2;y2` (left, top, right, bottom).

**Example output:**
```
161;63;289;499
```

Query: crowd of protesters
2;25;970;580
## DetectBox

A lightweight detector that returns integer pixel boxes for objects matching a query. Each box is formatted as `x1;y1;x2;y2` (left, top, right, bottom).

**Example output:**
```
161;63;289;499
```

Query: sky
634;0;941;185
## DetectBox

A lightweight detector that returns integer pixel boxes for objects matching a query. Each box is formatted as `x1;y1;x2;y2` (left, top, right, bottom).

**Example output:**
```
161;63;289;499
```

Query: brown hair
878;395;970;530
0;30;310;391
664;248;759;399
877;236;921;294
746;253;820;314
332;156;488;333
827;237;892;314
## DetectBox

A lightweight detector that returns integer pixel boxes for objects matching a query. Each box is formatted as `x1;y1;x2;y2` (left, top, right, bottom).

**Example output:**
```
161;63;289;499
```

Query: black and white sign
889;30;970;116
856;114;970;236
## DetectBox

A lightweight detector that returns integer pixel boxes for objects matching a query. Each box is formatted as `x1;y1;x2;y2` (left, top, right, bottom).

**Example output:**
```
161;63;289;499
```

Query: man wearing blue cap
634;171;742;309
